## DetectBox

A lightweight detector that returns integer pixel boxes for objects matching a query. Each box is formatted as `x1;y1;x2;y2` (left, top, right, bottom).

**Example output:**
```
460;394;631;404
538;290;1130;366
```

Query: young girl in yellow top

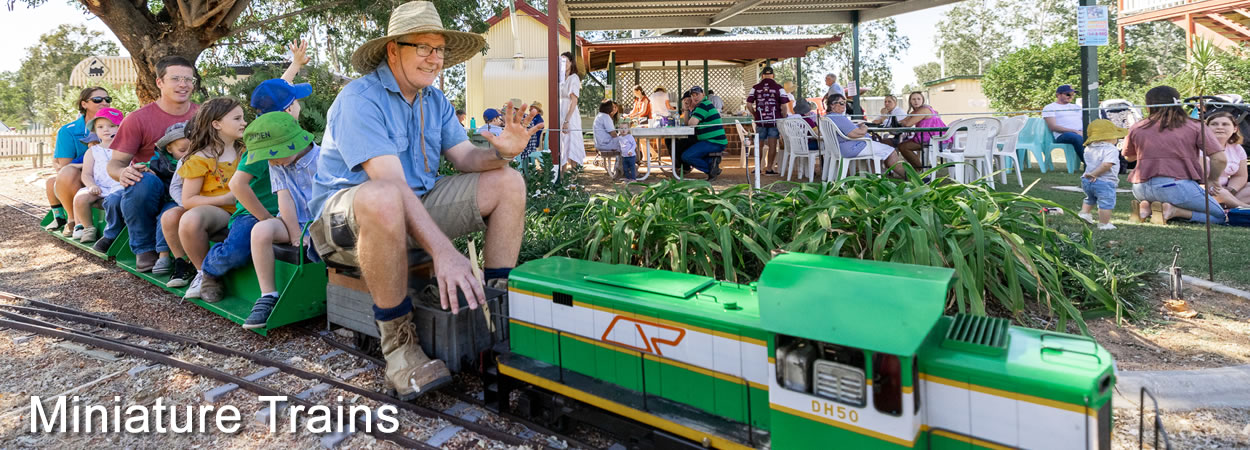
165;97;247;297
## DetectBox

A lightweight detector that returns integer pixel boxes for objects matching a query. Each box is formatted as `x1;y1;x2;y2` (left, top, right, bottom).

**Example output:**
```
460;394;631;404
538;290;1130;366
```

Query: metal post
1079;0;1100;139
570;19;578;59
608;51;617;104
851;11;862;113
547;0;560;163
677;60;683;101
702;60;709;91
795;57;803;99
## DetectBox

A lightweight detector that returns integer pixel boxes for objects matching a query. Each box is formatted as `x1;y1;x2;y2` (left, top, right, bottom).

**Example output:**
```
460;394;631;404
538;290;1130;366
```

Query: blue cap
250;78;313;114
483;108;502;122
1056;84;1076;94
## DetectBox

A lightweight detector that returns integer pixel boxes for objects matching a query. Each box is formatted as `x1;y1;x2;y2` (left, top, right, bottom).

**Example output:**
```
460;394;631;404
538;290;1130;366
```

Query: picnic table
631;126;694;181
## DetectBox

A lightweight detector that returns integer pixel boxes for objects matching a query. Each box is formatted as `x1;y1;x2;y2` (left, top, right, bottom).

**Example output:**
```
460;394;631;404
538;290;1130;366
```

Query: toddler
71;107;125;244
1078;119;1128;230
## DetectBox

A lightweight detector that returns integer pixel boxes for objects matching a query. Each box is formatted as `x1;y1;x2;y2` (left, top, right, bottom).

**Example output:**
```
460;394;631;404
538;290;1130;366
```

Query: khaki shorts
310;173;485;268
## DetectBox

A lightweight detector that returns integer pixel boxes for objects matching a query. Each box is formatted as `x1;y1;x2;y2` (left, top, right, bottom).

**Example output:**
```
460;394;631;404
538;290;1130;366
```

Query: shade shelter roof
560;0;968;30
583;34;841;71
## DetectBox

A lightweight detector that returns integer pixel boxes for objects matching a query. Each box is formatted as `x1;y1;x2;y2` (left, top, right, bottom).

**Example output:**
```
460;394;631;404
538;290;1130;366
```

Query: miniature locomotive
494;253;1114;449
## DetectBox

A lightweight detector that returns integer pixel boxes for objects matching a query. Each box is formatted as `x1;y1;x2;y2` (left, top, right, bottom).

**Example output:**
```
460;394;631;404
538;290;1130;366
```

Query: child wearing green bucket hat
239;111;320;329
1078;119;1129;230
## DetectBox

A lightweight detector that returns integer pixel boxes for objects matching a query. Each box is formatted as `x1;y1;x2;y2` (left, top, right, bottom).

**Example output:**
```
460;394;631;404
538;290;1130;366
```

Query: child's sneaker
183;272;204;300
80;227;98;243
242;294;279;329
1097;223;1117;230
61;221;76;237
152;255;175;276
72;224;86;241
166;259;194;288
1077;212;1095;224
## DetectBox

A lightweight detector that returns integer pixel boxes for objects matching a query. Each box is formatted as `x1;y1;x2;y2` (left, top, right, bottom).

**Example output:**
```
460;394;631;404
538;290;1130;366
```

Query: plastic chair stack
780;118;819;182
930;117;1002;187
992;116;1028;186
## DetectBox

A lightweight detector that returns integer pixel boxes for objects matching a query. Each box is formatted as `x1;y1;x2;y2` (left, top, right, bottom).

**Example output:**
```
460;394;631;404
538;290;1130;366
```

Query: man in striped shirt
682;86;726;181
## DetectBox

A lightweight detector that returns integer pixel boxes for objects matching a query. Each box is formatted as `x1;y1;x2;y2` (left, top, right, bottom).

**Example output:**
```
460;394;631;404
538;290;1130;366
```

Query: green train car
497;253;1114;449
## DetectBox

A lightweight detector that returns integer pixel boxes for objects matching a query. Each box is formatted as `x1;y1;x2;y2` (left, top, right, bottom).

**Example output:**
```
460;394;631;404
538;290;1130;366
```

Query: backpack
1228;207;1250;227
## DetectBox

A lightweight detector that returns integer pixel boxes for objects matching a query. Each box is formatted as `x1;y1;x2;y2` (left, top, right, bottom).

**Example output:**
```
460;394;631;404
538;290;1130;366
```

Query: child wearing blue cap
479;108;504;136
192;40;314;303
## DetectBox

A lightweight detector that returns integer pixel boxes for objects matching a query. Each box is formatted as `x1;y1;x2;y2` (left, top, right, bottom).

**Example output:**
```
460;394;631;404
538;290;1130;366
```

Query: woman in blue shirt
824;94;908;177
45;86;111;232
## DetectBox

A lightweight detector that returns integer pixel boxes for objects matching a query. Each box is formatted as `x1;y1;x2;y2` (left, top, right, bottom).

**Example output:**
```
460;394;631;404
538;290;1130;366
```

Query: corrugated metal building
465;2;583;122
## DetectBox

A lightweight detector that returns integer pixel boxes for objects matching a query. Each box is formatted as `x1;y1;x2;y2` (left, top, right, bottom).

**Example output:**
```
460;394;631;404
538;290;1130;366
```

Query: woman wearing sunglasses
45;86;111;233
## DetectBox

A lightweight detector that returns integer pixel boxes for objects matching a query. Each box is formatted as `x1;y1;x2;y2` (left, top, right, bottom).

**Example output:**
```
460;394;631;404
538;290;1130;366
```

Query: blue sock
483;267;512;280
373;296;414;322
52;207;66;219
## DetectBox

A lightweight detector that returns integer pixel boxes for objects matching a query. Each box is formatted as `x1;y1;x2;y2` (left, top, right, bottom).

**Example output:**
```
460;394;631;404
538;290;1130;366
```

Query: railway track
0;191;46;220
0;291;592;449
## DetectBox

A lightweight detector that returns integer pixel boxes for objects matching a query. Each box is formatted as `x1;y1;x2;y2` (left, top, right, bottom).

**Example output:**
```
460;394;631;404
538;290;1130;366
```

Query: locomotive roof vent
942;313;1010;357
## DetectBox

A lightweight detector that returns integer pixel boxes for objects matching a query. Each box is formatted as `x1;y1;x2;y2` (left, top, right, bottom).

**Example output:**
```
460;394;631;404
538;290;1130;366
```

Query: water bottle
469;117;477;132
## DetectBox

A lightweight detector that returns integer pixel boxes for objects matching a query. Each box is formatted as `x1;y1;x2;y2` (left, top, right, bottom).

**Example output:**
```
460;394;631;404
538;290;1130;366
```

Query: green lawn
994;166;1250;289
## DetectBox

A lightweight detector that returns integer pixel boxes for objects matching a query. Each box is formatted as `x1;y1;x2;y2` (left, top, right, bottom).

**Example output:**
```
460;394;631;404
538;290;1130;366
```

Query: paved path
1114;364;1250;411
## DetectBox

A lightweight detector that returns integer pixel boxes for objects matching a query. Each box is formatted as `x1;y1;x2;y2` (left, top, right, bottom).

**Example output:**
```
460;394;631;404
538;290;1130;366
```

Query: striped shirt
691;99;727;145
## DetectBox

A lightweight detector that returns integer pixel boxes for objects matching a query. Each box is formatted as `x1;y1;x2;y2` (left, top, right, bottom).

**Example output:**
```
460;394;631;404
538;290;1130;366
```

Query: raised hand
482;101;543;159
288;40;311;66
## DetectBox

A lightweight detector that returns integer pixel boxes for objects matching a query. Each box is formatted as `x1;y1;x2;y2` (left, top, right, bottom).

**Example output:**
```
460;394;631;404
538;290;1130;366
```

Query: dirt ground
2;160;1249;448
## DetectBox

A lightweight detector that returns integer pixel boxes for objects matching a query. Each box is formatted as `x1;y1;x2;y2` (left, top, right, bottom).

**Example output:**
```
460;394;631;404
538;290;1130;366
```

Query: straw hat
1084;119;1128;145
350;1;486;74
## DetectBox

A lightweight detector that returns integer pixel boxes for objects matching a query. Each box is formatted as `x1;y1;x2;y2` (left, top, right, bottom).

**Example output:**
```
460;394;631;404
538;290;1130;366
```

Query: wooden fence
0;127;56;167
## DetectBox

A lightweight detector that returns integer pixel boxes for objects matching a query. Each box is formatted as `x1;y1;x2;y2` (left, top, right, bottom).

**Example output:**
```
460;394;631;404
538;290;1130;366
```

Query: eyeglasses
166;76;198;86
89;96;112;104
396;42;450;58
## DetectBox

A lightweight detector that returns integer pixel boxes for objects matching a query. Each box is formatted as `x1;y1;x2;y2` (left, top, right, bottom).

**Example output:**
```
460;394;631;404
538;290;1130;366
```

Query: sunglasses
89;96;113;104
1061;92;1075;97
831;101;847;106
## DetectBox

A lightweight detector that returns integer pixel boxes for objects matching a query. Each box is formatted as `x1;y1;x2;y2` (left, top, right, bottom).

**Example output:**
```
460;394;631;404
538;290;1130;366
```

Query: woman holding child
1204;111;1250;208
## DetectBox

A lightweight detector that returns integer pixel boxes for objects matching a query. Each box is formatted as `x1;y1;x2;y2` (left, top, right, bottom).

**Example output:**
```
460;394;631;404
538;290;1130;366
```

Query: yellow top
177;152;241;213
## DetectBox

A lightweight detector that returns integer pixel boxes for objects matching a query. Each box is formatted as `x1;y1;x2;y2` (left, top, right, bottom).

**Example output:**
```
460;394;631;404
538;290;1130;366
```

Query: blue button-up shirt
311;62;468;219
270;143;321;226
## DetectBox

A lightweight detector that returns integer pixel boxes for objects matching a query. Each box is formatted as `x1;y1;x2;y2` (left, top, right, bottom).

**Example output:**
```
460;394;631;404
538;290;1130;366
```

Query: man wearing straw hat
310;1;541;400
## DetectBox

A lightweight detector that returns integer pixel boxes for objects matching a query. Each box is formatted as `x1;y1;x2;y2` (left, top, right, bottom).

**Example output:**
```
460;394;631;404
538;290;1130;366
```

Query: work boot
377;312;451;401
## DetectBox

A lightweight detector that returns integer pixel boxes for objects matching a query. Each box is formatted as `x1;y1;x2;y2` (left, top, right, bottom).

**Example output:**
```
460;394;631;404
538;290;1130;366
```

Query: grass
994;166;1250;289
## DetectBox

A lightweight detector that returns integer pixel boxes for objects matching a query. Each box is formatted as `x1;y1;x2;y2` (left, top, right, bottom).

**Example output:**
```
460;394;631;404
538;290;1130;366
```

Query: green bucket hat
243;112;314;165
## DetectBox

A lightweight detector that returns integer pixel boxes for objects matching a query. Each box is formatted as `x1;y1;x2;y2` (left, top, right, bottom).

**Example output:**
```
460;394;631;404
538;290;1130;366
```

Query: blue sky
1;1;954;92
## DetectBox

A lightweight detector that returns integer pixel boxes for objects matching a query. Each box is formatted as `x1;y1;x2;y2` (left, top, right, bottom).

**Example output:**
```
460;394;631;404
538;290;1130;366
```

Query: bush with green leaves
982;39;1154;112
551;167;1147;334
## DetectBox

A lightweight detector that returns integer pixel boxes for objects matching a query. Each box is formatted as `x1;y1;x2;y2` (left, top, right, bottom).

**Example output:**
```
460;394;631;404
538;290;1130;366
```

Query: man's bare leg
353;180;409;309
476;167;526;269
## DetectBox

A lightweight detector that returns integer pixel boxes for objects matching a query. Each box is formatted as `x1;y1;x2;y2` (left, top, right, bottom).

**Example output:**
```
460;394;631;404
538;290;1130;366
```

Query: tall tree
934;0;1011;76
8;0;495;103
913;62;942;85
736;20;910;96
17;24;120;127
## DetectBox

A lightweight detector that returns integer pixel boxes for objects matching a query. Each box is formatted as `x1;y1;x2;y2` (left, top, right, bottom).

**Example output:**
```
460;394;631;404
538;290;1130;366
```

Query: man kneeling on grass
239;112;320;329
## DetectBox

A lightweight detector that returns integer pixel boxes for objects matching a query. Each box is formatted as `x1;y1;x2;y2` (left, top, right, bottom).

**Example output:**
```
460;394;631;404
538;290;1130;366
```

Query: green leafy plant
553;166;1147;334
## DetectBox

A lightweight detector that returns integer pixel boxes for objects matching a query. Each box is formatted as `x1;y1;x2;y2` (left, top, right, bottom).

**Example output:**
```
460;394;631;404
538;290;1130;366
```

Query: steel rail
0;315;436;449
0;301;536;448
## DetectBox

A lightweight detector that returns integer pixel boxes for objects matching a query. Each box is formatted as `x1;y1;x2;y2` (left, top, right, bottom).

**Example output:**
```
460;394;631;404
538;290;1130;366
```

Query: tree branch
223;0;352;39
190;0;235;28
216;0;251;29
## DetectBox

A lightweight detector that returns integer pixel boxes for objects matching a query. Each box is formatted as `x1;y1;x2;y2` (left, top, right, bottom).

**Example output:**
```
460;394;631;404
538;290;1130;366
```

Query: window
872;353;902;416
913;356;921;414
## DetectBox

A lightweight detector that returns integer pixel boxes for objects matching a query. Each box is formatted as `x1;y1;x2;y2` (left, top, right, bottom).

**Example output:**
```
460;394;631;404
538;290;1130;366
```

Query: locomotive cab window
775;335;867;408
872;353;902;416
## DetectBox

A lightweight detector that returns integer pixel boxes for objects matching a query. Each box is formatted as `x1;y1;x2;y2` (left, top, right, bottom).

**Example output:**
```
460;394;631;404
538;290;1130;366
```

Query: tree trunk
78;0;246;104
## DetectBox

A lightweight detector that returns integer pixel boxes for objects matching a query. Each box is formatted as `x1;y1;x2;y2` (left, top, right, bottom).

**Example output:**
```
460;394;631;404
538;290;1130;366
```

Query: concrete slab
204;367;279;402
425;425;463;447
1114;365;1250;411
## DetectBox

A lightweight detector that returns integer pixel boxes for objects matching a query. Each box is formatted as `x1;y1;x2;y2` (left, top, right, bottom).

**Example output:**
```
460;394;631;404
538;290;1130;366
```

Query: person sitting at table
788;100;820;151
681;86;726;181
593;100;638;181
871;94;906;127
826;94;907;178
888;91;943;168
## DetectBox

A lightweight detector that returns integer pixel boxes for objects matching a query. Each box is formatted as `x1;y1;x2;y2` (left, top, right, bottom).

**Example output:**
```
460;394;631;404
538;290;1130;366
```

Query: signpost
1077;3;1106;139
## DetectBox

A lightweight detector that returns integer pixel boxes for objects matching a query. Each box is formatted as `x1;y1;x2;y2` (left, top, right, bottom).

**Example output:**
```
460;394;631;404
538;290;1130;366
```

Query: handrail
1139;387;1172;450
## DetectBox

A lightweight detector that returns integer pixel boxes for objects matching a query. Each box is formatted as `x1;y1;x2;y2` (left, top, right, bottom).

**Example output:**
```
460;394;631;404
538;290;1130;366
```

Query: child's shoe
242;294;279;329
1098;223;1117;230
80;227;98;243
183;272;203;300
72;224;86;241
61;221;76;237
166;259;194;288
152;255;175;276
1077;212;1095;224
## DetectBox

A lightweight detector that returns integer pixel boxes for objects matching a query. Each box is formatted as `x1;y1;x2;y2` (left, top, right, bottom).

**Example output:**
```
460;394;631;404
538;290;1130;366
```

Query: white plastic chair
734;121;756;184
818;116;881;182
992;116;1027;186
780;118;818;182
930;117;1002;186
